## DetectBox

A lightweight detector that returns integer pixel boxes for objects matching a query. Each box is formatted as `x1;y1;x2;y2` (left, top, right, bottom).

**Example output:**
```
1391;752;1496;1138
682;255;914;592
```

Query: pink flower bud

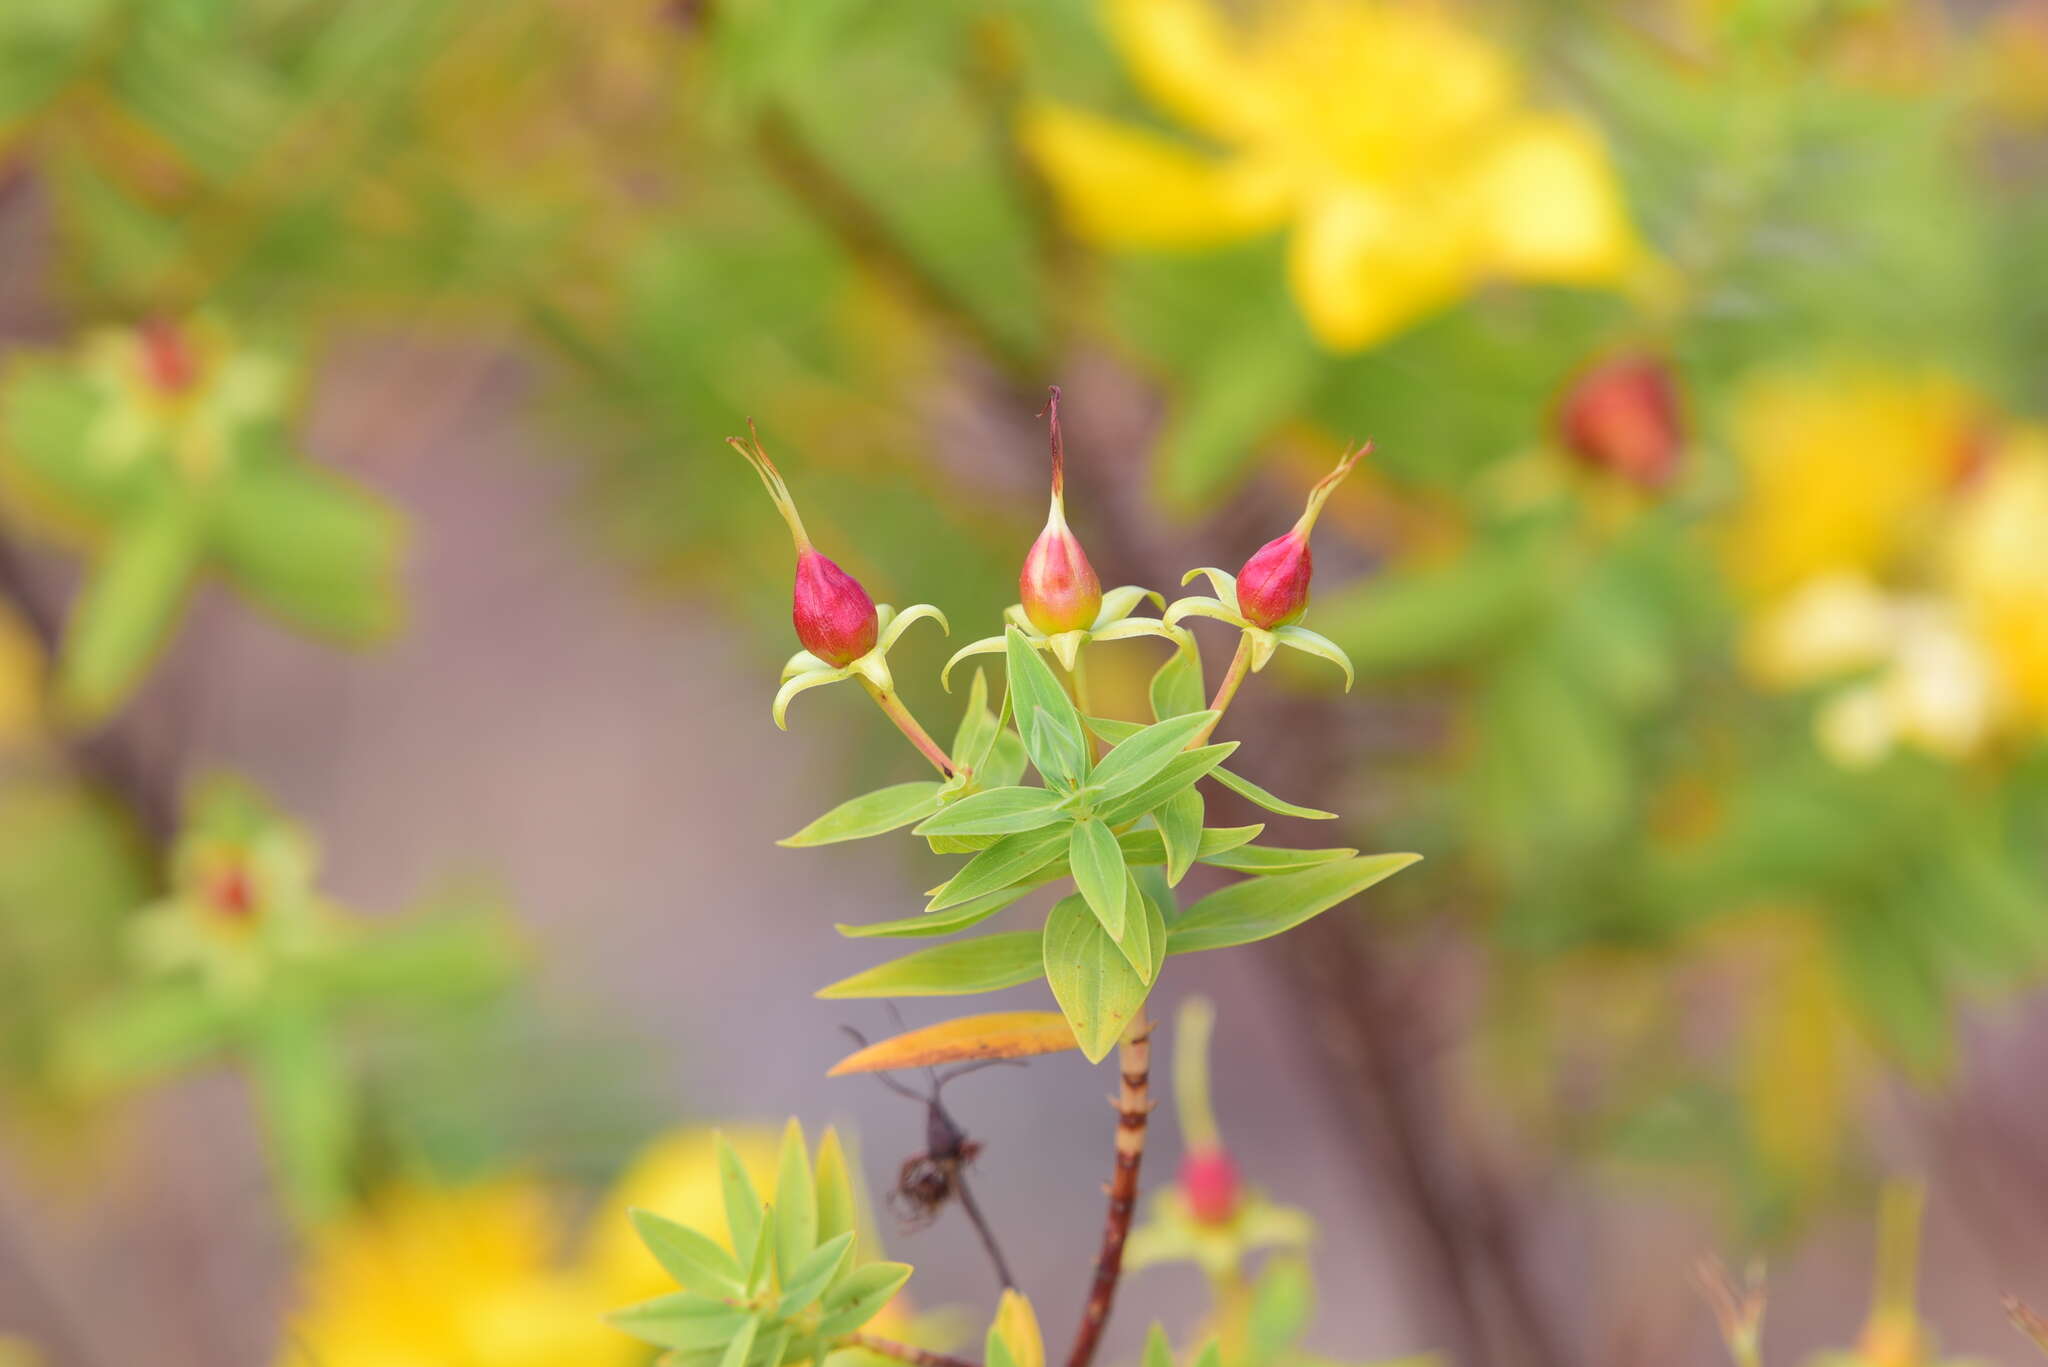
793;547;879;666
729;423;879;667
1556;352;1683;489
138;318;199;396
1179;1146;1241;1225
1234;443;1368;630
1019;387;1102;634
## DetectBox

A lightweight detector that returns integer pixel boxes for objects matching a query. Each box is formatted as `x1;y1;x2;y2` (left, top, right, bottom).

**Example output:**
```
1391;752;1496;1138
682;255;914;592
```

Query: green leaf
915;785;1068;837
610;1292;755;1351
812;1128;857;1250
211;464;401;641
630;1208;746;1297
835;884;1035;939
1190;1338;1224;1367
1042;893;1153;1063
817;1261;913;1335
1143;1325;1176;1367
817;933;1045;998
1116;872;1159;983
56;984;236;1092
1088;711;1219;800
1068;817;1127;940
773;1120;817;1282
718;1134;766;1274
1168;855;1419;955
1028;705;1088;788
1007;626;1086;781
1098;743;1238;826
1082;715;1144;744
781;783;945;847
1248;1257;1313;1364
1211;766;1337;820
59;499;204;722
1272;625;1353;690
745;1201;775;1292
776;1230;854;1315
1157;788;1204;886
1200;844;1359;874
928;823;1072;911
718;1314;761;1367
1151;637;1207;720
951;668;999;768
1118;823;1263;868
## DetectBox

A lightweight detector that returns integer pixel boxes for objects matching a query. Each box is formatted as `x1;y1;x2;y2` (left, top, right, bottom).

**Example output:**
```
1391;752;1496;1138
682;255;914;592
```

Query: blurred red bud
1557;353;1683;489
1234;443;1368;630
1020;386;1102;634
138;318;199;395
205;862;254;920
793;548;879;667
730;423;880;667
1179;1147;1241;1224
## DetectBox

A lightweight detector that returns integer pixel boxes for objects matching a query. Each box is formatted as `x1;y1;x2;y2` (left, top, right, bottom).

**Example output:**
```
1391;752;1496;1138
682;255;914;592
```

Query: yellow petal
1106;0;1260;142
1284;185;1474;351
827;1010;1080;1074
1468;114;1637;283
1019;102;1288;248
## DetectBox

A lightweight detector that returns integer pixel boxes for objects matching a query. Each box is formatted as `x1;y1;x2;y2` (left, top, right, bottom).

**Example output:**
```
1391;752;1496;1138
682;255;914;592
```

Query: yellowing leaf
827;1011;1079;1076
986;1289;1046;1367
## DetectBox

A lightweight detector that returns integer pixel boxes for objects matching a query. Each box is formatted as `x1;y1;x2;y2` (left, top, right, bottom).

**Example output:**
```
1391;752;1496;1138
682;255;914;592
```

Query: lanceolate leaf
928;823;1072;911
1068;816;1127;939
1200;844;1359;874
1211;765;1338;820
609;1292;755;1351
1007;626;1086;781
1116;823;1263;867
1168;855;1419;955
1098;743;1238;825
630;1208;746;1296
773;1120;816;1283
1042;893;1153;1063
1157;787;1204;886
718;1315;761;1367
828;1011;1080;1074
1028;705;1088;788
1088;711;1219;799
1152;637;1207;720
915;785;1068;838
835;884;1035;939
776;1230;854;1316
1116;872;1157;982
717;1134;766;1272
818;1262;914;1335
817;933;1046;998
781;783;945;847
813;1128;857;1248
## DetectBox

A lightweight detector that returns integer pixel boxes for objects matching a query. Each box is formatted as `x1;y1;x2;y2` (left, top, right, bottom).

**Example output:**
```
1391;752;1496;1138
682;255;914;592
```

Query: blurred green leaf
59;498;204;723
631;1208;747;1298
816;932;1044;998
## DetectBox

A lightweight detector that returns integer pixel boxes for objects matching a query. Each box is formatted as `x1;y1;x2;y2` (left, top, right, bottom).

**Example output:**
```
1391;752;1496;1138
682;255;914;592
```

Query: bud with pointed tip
138;317;200;396
1019;387;1103;635
730;424;878;668
1235;443;1369;630
1178;1146;1241;1225
1557;352;1683;489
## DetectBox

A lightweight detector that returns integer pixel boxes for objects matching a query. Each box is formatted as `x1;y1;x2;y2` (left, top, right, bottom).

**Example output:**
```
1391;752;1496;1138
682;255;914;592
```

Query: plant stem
840;1334;980;1367
951;1166;1018;1292
1065;648;1101;762
861;680;955;778
1064;1011;1154;1367
1189;634;1256;748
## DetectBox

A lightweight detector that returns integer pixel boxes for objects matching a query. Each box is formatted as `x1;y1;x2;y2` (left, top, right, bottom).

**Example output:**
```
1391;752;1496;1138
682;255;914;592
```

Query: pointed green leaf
1117;872;1158;982
1117;823;1263;868
1042;893;1153;1063
1098;743;1238;826
813;1128;857;1250
915;786;1068;837
1068;817;1127;940
212;464;401;641
1143;1325;1176;1367
718;1314;762;1367
1007;626;1086;781
773;1120;817;1280
1190;1339;1224;1367
781;783;945;847
59;499;204;722
1028;706;1087;788
1200;844;1359;874
1211;766;1337;820
1088;711;1219;799
1273;625;1354;690
951;669;997;760
777;1230;854;1315
630;1208;746;1296
1151;637;1208;720
717;1134;765;1273
817;933;1045;998
746;1201;775;1292
1082;715;1144;744
1158;789;1204;886
835;884;1035;939
817;1261;913;1335
1248;1256;1313;1363
609;1292;754;1351
1168;855;1419;955
928;823;1072;911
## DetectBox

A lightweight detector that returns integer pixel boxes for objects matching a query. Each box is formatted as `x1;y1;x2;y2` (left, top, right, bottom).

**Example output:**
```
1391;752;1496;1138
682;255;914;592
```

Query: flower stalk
1064;1011;1153;1367
859;677;956;778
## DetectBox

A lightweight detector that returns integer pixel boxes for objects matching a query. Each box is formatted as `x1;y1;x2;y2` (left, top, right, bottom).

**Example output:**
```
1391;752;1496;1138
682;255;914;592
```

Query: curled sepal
875;602;949;656
1047;629;1087;672
1180;567;1238;603
1095;584;1167;627
1164;595;1248;630
774;666;852;730
782;647;830;681
1089;617;1190;650
1245;630;1280;672
1272;625;1354;690
942;634;1009;691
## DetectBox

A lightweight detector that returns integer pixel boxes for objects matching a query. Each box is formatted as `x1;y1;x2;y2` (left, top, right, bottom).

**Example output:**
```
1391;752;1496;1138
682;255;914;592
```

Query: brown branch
1064;1012;1153;1367
841;1333;980;1367
951;1166;1017;1292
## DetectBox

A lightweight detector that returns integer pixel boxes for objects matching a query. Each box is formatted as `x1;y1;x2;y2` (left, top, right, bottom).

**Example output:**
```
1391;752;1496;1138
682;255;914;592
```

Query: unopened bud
138;318;200;396
1179;1147;1241;1224
1235;443;1368;630
1019;387;1102;634
730;423;879;668
204;862;254;920
1557;352;1683;489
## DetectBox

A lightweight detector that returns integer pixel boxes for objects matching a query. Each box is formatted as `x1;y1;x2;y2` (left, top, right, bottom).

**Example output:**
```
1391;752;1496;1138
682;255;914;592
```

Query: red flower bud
730;423;879;668
1019;387;1103;634
1235;443;1368;630
204;861;254;920
138;318;200;396
1556;352;1683;489
1179;1146;1241;1225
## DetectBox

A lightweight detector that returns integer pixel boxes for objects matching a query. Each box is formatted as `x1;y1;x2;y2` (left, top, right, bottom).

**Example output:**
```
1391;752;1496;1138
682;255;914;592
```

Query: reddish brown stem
1064;1013;1154;1367
841;1334;980;1367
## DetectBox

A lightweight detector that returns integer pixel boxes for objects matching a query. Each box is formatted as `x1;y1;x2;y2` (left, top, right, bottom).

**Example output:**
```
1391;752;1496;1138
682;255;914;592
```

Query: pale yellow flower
1940;426;2048;727
1021;0;1639;351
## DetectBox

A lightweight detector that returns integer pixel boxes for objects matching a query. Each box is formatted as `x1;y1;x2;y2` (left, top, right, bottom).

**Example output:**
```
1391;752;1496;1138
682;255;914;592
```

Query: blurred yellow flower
280;1127;777;1367
1720;365;1980;602
1940;426;2048;727
1021;0;1639;351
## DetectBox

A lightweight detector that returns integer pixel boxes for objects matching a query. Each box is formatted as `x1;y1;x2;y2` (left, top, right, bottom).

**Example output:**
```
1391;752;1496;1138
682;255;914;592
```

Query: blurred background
1;0;2047;1364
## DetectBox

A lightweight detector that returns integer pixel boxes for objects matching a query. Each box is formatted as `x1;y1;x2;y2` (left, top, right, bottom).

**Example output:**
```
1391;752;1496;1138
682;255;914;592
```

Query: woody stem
1064;1011;1153;1367
839;1335;979;1367
860;680;955;778
1189;634;1255;748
